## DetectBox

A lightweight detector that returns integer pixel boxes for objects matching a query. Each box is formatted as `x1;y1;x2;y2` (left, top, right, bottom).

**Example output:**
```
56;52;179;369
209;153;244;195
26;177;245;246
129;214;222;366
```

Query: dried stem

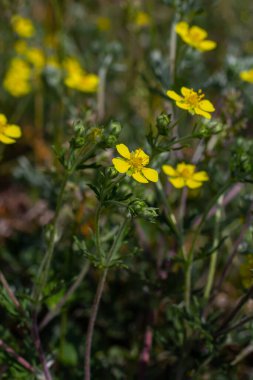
40;261;90;330
0;339;35;374
0;271;20;309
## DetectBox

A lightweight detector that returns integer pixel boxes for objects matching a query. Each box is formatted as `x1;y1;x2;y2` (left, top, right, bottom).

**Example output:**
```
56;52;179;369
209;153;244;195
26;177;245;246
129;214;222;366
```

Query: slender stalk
0;339;35;374
97;55;112;122
204;195;224;300
40;262;90;330
0;271;20;309
84;269;108;380
216;283;253;335
33;173;70;304
184;182;231;310
32;313;52;380
169;20;177;85
95;204;103;258
84;218;129;379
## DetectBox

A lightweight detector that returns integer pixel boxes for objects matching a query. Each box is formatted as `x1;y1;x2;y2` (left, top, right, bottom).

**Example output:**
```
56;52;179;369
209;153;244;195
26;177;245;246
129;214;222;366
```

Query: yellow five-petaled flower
240;69;253;83
162;162;209;189
167;87;215;119
175;21;216;52
112;144;158;184
0;114;22;144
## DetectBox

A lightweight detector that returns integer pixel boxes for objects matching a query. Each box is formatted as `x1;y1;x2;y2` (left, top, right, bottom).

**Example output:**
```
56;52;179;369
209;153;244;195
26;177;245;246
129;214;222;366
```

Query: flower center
129;156;144;171
185;90;204;107
181;168;193;179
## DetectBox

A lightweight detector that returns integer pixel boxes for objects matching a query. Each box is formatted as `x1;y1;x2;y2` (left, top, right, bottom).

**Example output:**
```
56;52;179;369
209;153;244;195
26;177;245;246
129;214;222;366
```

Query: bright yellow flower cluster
176;21;216;52
63;58;99;93
240;69;253;83
240;255;253;288
162;163;209;189
112;144;158;183
112;145;209;188
167;87;215;119
11;15;35;38
3;58;32;97
0;114;22;144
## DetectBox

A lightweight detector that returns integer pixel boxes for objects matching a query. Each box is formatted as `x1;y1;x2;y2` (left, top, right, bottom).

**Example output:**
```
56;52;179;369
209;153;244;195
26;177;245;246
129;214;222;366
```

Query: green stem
204;195;224;300
95;204;104;258
84;217;129;380
184;181;231;311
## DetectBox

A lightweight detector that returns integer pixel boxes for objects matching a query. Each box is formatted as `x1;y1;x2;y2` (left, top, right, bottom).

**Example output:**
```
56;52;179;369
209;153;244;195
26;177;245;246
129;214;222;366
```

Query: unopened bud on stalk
109;121;122;136
156;113;171;135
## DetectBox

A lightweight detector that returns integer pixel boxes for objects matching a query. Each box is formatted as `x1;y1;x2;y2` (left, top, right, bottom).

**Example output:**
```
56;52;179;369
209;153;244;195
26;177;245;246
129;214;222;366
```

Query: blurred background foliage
1;1;253;379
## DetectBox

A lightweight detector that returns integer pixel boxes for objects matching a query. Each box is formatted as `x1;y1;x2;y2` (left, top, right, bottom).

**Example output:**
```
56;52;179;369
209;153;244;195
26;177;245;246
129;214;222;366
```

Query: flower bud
109;121;122;136
156;113;171;135
105;167;118;179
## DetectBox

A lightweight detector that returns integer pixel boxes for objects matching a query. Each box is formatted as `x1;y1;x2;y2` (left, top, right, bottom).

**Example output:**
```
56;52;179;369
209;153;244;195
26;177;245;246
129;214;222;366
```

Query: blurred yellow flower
112;144;158;183
96;17;111;31
11;15;35;38
240;255;253;288
3;58;31;97
240;69;253;83
0;114;22;144
167;87;215;119
135;11;151;27
175;21;216;52
63;57;99;93
26;47;45;71
162;162;209;189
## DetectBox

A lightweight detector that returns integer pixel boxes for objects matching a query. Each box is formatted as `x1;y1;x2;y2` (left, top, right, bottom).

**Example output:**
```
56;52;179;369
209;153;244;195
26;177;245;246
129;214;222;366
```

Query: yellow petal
194;107;211;119
181;87;193;97
134;148;149;165
192;171;209;182
112;158;130;173
167;90;182;101
199;100;215;112
175;21;189;36
176;101;191;110
189;26;207;41
186;179;203;189
132;172;149;183
5;125;22;138
169;177;185;188
198;40;217;51
162;165;176;176
116;144;131;159
240;70;253;83
177;163;195;175
0;114;7;125
0;133;15;144
142;168;158;182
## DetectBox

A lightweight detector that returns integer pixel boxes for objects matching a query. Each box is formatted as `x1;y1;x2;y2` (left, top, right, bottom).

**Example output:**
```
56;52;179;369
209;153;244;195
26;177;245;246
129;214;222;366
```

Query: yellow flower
3;58;31;97
112;144;158;184
240;69;253;83
175;21;216;52
11;15;35;38
63;57;99;93
0;114;22;144
25;47;45;71
96;17;111;31
135;11;151;27
167;87;215;119
162;162;209;189
240;255;253;288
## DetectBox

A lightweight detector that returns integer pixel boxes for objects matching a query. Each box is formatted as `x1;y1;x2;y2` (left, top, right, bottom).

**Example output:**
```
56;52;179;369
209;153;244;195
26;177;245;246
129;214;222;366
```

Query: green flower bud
74;136;85;147
109;121;122;136
156;113;171;135
103;134;118;147
105;167;119;179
